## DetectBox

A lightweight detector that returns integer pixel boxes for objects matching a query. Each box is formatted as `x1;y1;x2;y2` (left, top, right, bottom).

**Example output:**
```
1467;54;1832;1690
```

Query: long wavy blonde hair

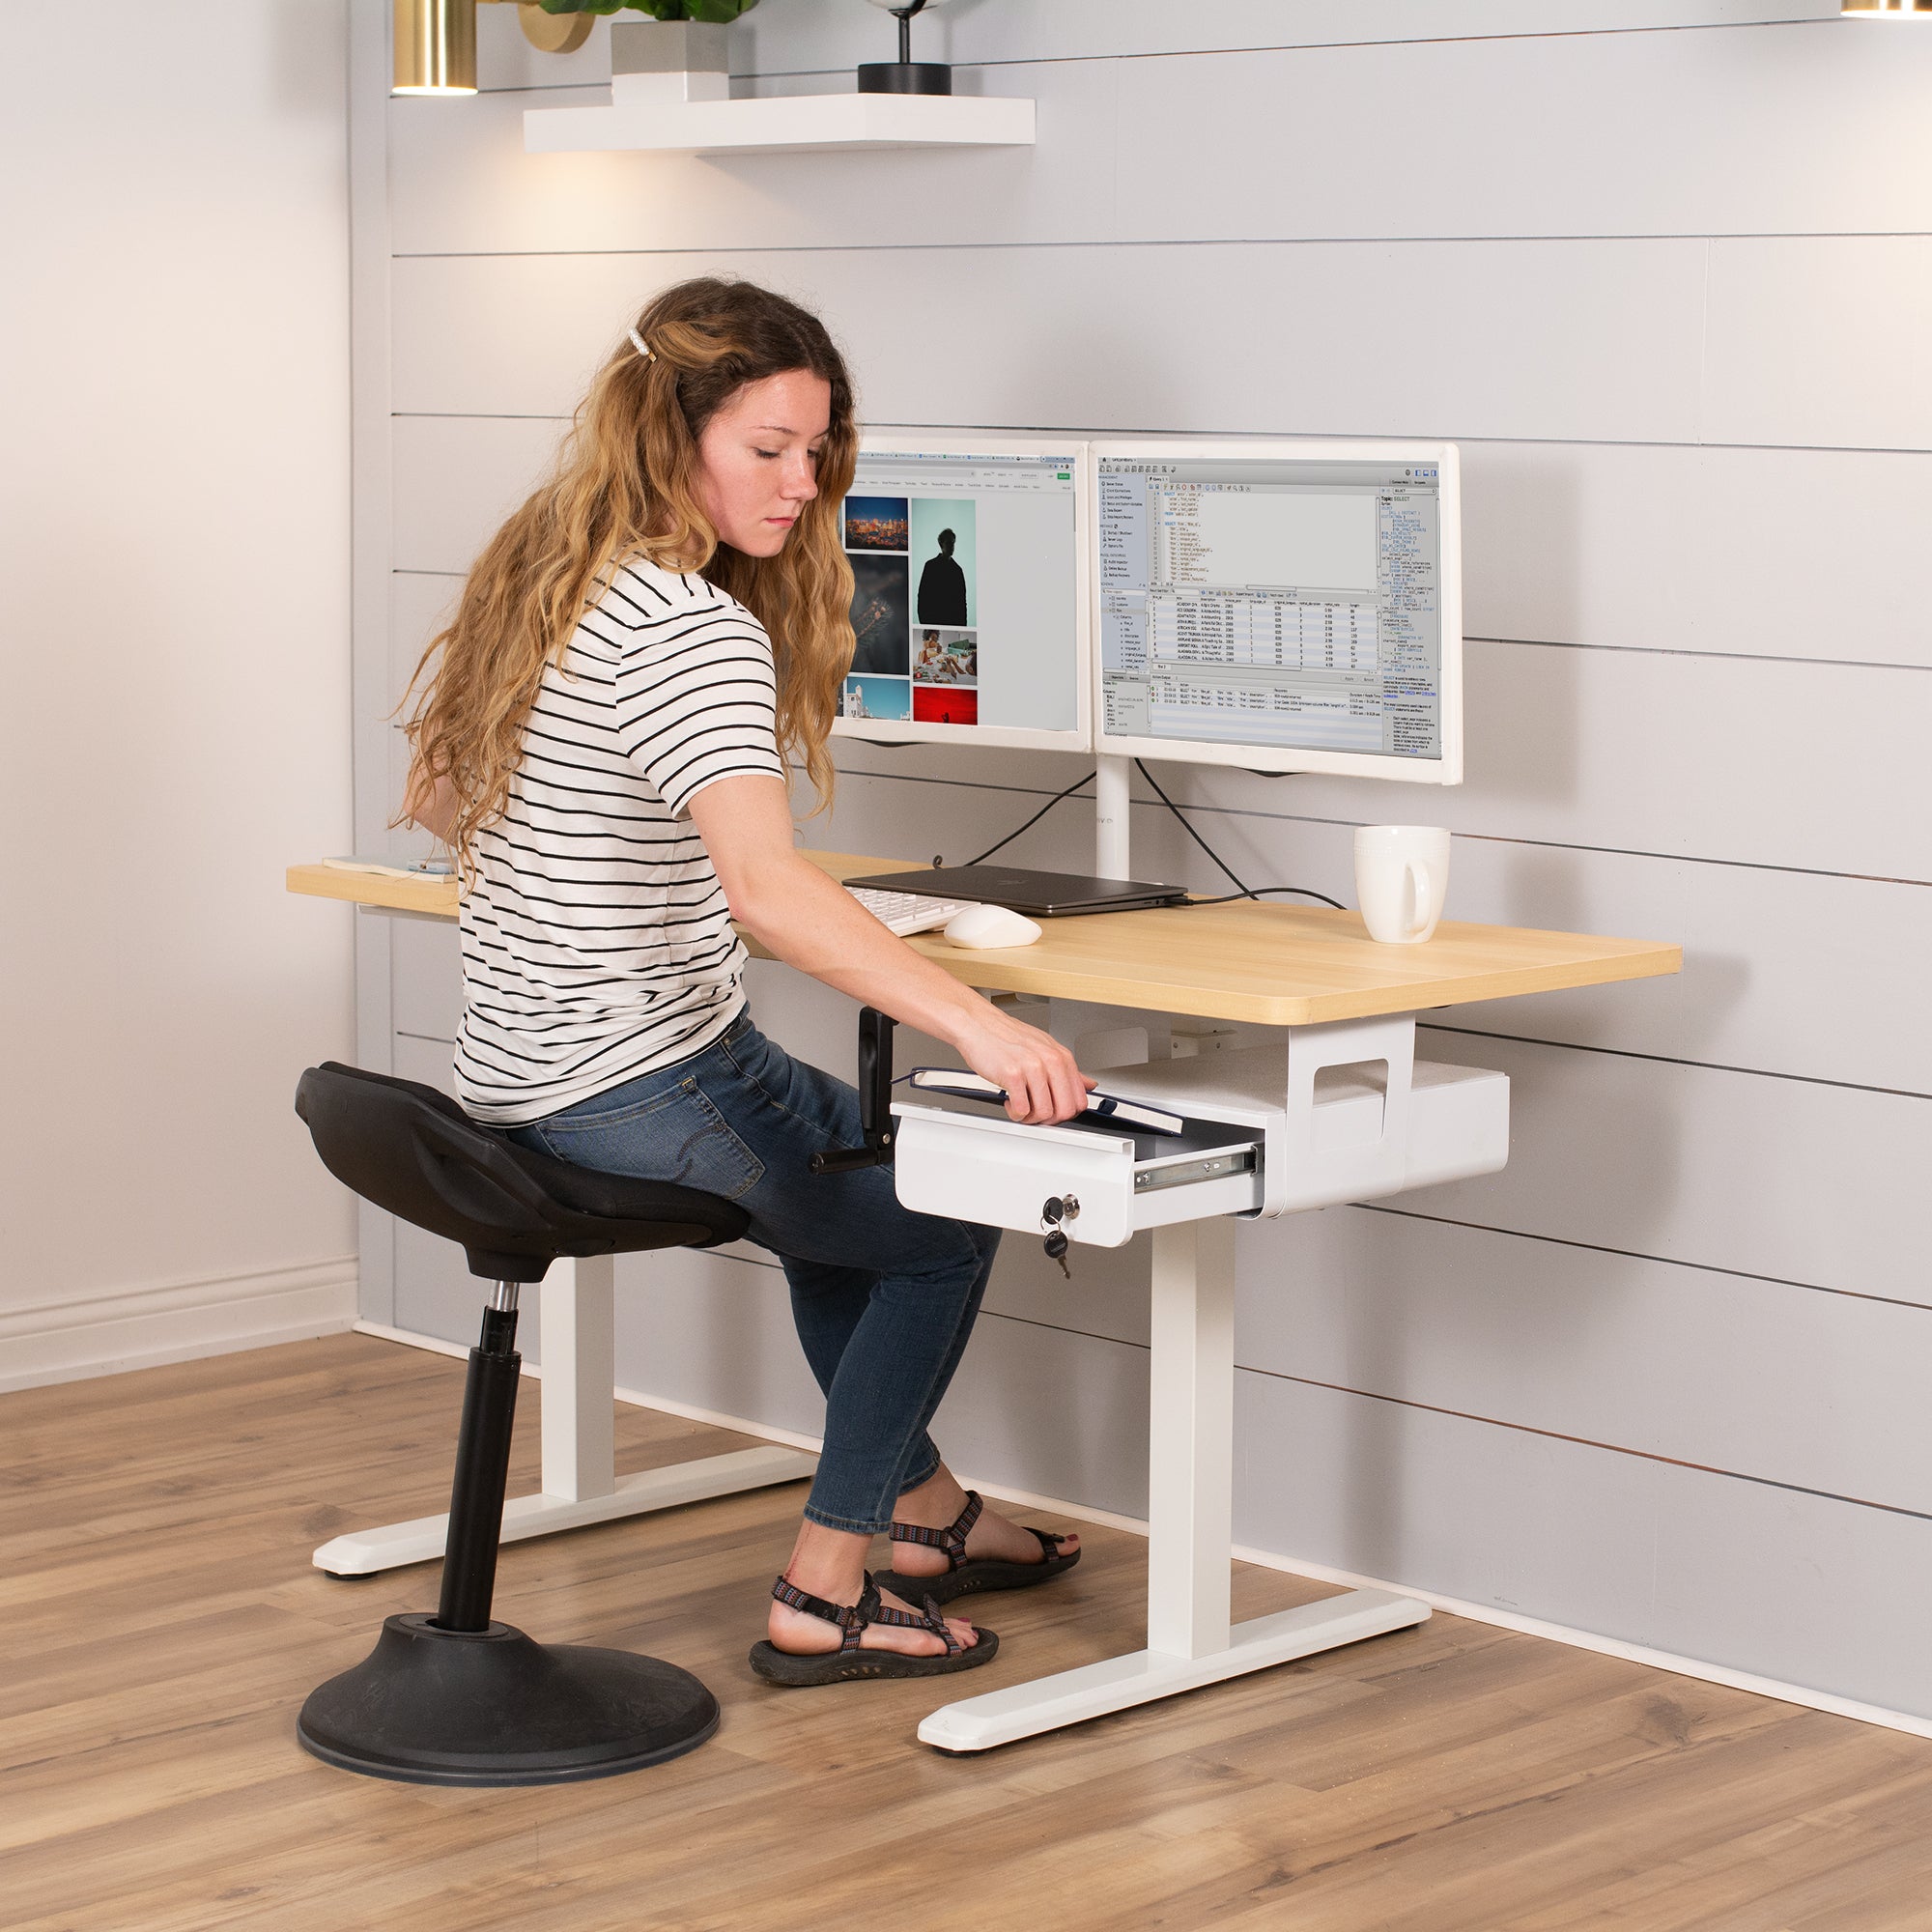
403;277;858;865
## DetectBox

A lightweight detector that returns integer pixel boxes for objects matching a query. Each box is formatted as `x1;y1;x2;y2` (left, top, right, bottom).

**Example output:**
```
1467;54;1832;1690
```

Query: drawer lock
1040;1195;1080;1278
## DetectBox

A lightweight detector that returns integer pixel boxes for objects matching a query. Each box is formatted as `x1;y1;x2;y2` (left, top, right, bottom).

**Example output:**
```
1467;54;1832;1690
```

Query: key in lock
1039;1195;1080;1277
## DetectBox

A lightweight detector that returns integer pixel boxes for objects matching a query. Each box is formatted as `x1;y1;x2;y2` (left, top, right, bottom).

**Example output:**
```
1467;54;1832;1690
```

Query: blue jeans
506;1007;1001;1536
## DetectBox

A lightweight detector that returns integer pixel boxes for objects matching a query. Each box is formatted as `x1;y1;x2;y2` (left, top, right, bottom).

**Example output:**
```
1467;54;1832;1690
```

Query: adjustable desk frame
288;852;1678;1751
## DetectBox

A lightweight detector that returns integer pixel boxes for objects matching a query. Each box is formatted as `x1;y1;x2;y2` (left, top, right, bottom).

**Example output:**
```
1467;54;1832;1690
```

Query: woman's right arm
687;775;1094;1127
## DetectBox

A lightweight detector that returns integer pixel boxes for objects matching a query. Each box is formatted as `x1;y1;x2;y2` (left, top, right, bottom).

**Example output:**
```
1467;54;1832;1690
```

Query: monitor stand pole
1094;753;1131;879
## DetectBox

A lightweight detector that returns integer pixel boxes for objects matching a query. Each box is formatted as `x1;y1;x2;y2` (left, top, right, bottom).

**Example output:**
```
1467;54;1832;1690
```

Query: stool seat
296;1061;748;1282
292;1060;750;1787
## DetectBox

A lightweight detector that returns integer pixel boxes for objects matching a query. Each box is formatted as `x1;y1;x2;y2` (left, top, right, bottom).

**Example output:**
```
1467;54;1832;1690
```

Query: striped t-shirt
453;557;785;1126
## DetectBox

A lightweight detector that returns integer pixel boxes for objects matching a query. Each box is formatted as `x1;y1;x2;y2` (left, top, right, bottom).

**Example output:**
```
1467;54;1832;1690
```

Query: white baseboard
349;1319;829;1454
0;1257;359;1394
602;1379;827;1456
352;1319;1932;1747
352;1317;473;1364
1219;1542;1932;1746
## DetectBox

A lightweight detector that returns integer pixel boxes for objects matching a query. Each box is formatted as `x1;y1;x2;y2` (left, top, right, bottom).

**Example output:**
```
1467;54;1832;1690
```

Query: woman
404;277;1089;1685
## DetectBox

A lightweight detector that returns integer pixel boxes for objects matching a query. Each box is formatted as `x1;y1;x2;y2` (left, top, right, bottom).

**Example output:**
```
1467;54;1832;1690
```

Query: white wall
0;3;357;1388
361;0;1932;1721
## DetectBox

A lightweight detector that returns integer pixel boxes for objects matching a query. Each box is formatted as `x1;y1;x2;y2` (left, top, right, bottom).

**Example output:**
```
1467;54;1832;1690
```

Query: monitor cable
925;761;1344;911
1132;759;1345;910
949;772;1096;869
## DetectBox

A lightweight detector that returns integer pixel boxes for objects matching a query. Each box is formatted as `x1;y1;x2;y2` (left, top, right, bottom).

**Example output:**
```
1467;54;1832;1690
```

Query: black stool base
857;61;951;94
298;1613;720;1787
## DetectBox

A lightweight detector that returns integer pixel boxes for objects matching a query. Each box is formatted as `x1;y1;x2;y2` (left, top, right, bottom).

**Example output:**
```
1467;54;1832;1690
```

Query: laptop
839;864;1190;918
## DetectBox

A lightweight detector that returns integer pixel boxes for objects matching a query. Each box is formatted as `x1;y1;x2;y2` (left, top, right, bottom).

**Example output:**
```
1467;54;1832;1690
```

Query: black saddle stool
292;1062;750;1786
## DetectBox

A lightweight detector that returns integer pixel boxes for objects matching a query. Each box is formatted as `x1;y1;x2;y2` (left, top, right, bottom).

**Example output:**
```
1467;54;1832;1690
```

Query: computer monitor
834;432;1091;753
1092;438;1463;783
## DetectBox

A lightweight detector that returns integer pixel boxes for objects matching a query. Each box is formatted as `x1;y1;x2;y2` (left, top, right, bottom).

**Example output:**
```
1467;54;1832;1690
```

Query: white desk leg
918;1219;1430;1752
313;1251;817;1576
1148;1217;1236;1660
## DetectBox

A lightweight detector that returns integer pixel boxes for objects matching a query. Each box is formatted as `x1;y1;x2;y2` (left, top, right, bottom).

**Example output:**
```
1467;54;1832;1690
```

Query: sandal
873;1491;1081;1606
748;1572;1001;1687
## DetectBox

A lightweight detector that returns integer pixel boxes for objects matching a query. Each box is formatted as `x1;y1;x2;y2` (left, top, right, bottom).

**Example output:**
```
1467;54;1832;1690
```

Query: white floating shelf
524;90;1036;156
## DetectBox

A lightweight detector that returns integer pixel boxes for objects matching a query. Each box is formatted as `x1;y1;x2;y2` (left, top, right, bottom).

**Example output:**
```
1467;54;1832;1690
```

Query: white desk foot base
918;1588;1429;1753
312;1444;817;1577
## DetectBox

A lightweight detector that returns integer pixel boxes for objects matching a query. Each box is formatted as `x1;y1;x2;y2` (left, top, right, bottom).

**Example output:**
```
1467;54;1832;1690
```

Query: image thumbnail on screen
848;552;910;676
839;673;911;722
913;684;977;725
842;496;908;553
910;499;976;629
914;628;976;686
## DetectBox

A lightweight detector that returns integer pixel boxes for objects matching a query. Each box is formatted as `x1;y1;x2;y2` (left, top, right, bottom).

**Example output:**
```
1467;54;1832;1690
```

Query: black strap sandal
748;1571;1001;1688
873;1490;1082;1606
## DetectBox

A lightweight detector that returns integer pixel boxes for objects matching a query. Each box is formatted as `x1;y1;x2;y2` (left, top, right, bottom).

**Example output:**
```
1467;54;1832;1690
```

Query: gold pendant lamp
1842;0;1932;14
394;0;477;96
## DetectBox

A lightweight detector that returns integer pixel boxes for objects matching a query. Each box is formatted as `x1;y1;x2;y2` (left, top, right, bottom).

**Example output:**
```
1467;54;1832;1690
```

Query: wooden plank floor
6;1334;1932;1931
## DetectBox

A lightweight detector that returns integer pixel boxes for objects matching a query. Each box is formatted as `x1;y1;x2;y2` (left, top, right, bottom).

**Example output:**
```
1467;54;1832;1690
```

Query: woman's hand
949;1000;1096;1126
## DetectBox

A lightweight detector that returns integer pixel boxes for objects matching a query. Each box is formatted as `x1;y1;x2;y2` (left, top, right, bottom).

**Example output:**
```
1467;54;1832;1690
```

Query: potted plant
533;0;760;101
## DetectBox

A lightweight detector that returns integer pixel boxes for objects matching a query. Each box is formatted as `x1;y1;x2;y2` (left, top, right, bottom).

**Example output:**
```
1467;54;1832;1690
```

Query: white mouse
943;903;1044;950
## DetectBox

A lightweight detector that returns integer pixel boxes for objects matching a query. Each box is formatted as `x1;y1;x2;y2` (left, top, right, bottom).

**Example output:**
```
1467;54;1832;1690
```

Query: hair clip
627;327;656;365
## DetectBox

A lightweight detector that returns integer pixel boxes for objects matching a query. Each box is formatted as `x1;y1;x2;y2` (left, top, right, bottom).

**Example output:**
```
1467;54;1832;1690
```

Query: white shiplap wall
0;0;358;1391
355;0;1932;1720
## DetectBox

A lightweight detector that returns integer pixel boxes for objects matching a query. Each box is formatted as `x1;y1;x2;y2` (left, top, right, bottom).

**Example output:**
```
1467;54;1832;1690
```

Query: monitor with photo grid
833;432;1092;753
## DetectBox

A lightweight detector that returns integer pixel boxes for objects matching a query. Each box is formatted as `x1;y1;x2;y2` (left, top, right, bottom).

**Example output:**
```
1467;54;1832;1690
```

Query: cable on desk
1131;759;1345;910
1185;887;1347;908
958;772;1095;867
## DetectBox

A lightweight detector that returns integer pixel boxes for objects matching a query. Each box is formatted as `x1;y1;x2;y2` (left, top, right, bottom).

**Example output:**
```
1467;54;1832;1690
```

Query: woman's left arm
403;759;460;843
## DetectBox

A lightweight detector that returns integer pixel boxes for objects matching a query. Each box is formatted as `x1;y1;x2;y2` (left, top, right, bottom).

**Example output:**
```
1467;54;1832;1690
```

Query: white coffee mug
1354;825;1451;944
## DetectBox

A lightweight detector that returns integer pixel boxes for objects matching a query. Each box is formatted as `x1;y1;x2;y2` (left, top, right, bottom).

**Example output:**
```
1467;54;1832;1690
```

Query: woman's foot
765;1517;980;1661
884;1468;1081;1596
751;1567;999;1688
889;1502;1080;1581
766;1579;980;1660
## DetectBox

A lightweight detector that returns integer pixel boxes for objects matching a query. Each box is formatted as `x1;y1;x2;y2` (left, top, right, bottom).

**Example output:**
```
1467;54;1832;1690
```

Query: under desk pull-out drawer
891;1031;1509;1246
890;1103;1263;1248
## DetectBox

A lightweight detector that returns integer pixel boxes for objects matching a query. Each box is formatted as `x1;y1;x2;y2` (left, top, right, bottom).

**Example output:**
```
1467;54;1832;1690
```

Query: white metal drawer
890;1032;1509;1245
891;1101;1263;1248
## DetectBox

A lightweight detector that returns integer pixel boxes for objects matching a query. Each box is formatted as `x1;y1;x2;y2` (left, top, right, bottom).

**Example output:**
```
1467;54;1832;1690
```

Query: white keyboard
845;885;974;937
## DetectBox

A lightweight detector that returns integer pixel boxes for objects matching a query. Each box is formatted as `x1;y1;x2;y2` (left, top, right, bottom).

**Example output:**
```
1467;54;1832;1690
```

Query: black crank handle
809;1138;895;1176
